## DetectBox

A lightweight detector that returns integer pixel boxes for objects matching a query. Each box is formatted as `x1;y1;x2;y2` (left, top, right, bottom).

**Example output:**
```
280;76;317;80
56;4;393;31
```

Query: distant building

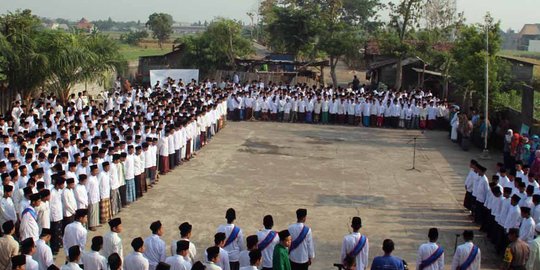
172;25;206;35
501;29;519;51
518;24;540;51
137;44;187;84
76;18;94;32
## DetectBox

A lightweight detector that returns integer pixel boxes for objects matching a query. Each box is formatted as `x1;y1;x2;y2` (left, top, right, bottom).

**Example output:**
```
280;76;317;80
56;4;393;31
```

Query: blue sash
258;231;277;251
348;235;367;258
289;225;309;252
419;246;444;270
459;245;478;270
224;226;240;247
22;207;38;221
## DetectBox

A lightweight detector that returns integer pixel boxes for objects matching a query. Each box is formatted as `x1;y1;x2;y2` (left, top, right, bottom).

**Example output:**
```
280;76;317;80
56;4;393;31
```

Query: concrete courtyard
85;122;499;269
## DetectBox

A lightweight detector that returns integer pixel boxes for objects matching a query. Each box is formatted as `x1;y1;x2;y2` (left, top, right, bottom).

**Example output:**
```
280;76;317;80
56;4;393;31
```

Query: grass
118;43;173;61
501;50;540;60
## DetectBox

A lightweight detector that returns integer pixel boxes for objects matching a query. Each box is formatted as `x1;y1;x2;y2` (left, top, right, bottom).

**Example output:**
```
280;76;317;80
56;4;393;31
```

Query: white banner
149;69;199;88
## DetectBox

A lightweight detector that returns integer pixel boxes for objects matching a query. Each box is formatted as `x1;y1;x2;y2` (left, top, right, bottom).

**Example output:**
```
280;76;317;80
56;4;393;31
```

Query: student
21;237;39;270
239;235;258;268
217;208;245;270
61;246;83;270
165;240;192;270
82;236;108;270
33;228;54;270
257;215;279;270
240;250;262;270
415;228;444;270
341;217;369;270
273;230;292;270
144;220;167;270
170;222;197;263
450;230;480;270
63;209;88;258
103;218;123;259
125;237;150;270
370;239;404;270
288;209;314;270
20;193;41;242
108;253;123;270
206;246;222;270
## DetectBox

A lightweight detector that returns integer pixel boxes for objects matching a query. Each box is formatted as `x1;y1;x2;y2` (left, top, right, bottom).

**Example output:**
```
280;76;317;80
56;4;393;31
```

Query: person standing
0;220;19;269
82;236;108;270
241;250;262;270
501;228;529;270
0;185;16;226
526;224;540;270
206;246;223;270
125;237;150;270
217;208;245;270
98;162;112;224
49;178;64;252
415;228;444;270
370;239;404;270
340;217;369;270
62;178;77;231
451;230;480;270
63;209;88;259
257;215;280;270
103;218;123;259
33;228;55;270
21;238;39;270
20;193;41;242
288;209;315;270
273;230;292;270
170;222;196;263
165;240;192;270
87;165;101;231
61;246;83;270
145;220;167;270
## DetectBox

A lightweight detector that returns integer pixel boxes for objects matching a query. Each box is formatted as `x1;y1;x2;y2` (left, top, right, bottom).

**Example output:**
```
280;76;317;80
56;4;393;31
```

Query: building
518;24;540;51
137;44;187;84
76;18;94;32
172;25;206;35
501;29;519;51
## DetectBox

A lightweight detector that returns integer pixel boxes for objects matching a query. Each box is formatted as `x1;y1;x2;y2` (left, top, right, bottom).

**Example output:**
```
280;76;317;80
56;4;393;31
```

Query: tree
382;0;425;90
0;9;50;100
146;13;173;49
42;32;126;104
179;18;253;74
120;30;149;46
450;15;511;110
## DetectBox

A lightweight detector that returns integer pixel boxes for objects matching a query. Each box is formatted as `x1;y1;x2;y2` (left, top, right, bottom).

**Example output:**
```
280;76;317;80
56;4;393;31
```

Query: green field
118;44;172;61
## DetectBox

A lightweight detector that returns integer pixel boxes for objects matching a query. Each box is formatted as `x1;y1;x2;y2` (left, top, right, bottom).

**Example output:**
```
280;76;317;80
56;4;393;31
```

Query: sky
1;0;537;31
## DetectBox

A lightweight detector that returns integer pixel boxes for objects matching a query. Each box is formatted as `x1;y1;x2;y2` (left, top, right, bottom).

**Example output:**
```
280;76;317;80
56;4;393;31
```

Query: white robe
81;250;108;270
103;231;123;259
451;242;480;270
165;255;192;270
450;113;459;141
124;251;149;270
33;239;54;270
519;217;536;244
20;206;39;241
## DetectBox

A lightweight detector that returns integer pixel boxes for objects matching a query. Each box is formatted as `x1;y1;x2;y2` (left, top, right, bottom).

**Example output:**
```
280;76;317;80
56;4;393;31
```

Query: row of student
463;159;540;269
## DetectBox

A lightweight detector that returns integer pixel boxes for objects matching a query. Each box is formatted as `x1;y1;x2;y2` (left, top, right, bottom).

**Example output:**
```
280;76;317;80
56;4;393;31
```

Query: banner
149;69;199;88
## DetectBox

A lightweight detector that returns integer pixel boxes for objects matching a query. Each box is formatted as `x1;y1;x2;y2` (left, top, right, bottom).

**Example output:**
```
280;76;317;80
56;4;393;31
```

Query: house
518;24;540;51
137;44;187;84
76;18;94;32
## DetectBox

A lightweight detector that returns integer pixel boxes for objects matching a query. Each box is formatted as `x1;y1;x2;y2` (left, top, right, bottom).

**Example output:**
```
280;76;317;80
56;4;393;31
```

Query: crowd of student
0;77;486;270
462;159;540;269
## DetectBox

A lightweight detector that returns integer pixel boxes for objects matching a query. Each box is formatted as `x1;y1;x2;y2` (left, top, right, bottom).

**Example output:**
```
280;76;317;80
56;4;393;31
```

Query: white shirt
124;251;150;270
74;184;88;209
25;254;39;270
98;171;111;199
415;242;444;270
62;188;77;217
50;188;63;222
81;250;108;270
341;232;369;270
519;217;536;244
239;250;250;268
34;238;54;270
165;254;192;270
450;242;480;270
169;238;196;263
124;155;135;179
256;229;280;268
20;206;39;241
60;262;83;270
144;234;167;270
216;224;245;262
63;221;87;256
103;231;123;259
0;197;17;225
288;222;315;264
239;266;257;270
86;175;100;204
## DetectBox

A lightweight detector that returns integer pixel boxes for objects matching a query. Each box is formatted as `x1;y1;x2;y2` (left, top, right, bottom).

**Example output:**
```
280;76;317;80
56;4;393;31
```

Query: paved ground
80;122;499;269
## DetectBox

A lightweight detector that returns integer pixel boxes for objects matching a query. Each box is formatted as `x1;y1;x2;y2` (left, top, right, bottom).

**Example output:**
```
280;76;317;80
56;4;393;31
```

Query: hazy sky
1;0;537;31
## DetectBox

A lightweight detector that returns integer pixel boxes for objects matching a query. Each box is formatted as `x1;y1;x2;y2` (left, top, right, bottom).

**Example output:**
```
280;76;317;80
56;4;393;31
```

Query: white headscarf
505;129;513;143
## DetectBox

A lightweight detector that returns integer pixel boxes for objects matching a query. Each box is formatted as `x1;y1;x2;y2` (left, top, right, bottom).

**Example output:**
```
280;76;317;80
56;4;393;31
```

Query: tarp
149;69;199;88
